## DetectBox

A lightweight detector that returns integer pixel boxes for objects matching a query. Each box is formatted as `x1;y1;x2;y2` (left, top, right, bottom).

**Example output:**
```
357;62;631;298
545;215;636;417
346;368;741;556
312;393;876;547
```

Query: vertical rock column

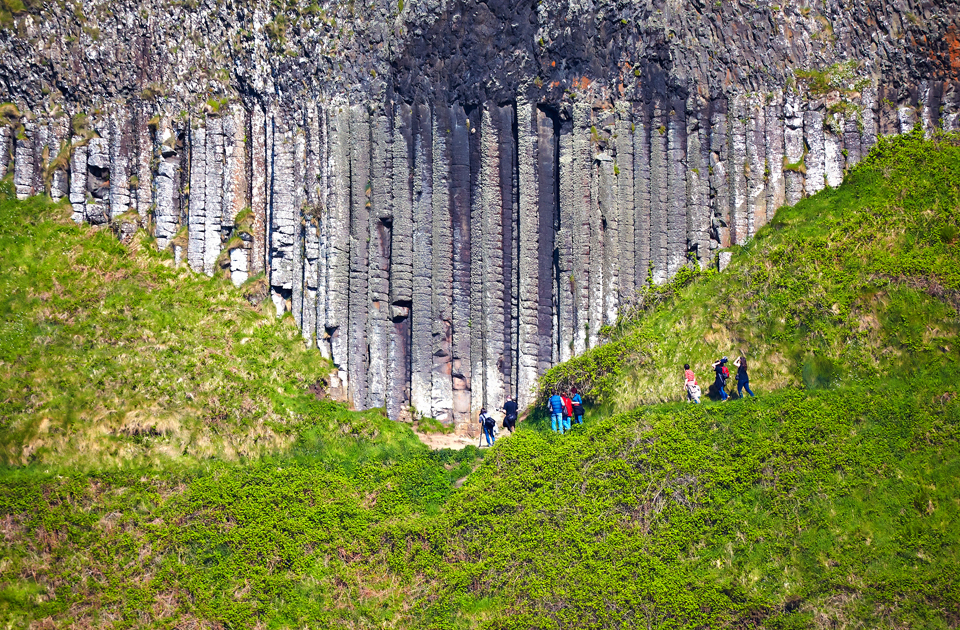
250;104;268;275
367;110;393;410
348;106;371;408
204;116;224;276
745;95;767;234
556;116;575;363
449;104;473;426
14;120;34;200
764;93;786;218
0;124;11;181
783;93;805;207
268;123;296;310
803;105;826;197
431;107;453;421
323;105;351;388
666;101;688;275
516;99;539;409
571;104;592;351
728;96;749;245
48;117;70;202
69;139;87;223
685;95;711;268
133;103;153;219
633;102;652;287
649;101;669;283
305;101;325;350
480;107;505;414
495;104;518;403
410;103;433;418
615;102;636;292
109;111;132;219
596;111;618;327
388;103;414;421
187;124;206;271
154;117;182;249
709;97;731;249
824;111;845;189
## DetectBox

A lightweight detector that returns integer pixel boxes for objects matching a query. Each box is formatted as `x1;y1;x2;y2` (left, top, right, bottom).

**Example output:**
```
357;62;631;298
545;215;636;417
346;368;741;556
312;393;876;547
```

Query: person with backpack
712;356;730;401
570;387;584;425
733;355;755;398
502;397;518;433
478;408;496;446
683;364;701;403
561;392;574;432
548;391;565;434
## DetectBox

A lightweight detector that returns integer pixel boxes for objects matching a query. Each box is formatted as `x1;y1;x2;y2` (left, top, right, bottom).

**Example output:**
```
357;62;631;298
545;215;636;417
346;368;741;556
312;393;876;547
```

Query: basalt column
449;104;473;425
410;103;433;419
348;106;371;408
516;99;540;409
324;105;352;391
387;102;414;421
495;104;518;403
431;106;454;421
615;102;636;292
556;110;576;362
479;107;505;414
367;111;393;410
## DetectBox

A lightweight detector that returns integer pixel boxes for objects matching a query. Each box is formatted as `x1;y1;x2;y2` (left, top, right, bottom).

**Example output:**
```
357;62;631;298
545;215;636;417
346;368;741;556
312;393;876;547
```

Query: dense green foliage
1;131;959;628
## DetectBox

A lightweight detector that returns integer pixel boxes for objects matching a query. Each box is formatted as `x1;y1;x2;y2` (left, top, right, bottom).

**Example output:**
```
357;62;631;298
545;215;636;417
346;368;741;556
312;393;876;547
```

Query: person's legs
719;383;728;401
563;415;571;432
551;412;561;433
741;380;755;397
575;412;584;425
485;426;495;445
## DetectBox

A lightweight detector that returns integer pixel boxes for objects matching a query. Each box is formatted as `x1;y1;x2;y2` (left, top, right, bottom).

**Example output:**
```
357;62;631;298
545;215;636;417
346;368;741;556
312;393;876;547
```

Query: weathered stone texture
5;0;954;430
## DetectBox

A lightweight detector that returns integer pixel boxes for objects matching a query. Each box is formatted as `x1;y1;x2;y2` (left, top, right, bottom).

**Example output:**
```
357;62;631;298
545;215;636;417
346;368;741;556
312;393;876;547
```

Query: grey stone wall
1;0;957;430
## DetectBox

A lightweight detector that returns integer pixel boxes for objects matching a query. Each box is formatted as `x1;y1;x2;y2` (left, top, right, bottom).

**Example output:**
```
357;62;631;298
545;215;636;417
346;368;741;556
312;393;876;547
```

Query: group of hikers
683;354;755;403
547;387;585;435
475;354;755;445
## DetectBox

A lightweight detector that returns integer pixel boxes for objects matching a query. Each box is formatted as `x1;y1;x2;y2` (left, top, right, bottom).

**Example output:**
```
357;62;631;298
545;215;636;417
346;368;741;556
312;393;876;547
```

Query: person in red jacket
561;393;574;432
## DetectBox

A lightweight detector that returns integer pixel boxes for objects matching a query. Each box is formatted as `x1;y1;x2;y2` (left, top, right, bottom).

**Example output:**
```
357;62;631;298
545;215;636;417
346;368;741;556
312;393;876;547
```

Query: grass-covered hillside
0;188;419;468
541;127;960;410
0;131;958;629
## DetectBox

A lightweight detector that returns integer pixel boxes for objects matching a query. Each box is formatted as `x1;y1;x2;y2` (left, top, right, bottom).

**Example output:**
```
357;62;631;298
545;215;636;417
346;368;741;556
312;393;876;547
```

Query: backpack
721;365;730;379
482;413;495;429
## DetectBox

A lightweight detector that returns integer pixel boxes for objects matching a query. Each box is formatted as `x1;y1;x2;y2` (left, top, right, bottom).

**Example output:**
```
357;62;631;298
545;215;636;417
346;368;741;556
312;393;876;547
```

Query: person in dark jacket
548;391;565;434
570;387;585;425
478;408;496;446
711;356;730;401
733;355;755;398
502;397;518;433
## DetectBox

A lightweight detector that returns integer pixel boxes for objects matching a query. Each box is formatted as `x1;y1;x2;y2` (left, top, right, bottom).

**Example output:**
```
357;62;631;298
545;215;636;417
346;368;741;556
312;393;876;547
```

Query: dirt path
413;428;518;450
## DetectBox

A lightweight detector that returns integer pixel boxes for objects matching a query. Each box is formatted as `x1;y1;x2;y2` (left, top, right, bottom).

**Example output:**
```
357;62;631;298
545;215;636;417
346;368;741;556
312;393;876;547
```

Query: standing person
561;392;574;432
733;355;755;398
548;391;565;434
712;356;730;401
683;364;701;403
570;387;585;425
502;397;518;433
478;408;496;446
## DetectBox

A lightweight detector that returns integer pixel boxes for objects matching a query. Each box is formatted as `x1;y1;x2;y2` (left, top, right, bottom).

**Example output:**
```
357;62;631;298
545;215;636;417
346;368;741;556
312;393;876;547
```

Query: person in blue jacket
570;387;584;425
548;391;565;434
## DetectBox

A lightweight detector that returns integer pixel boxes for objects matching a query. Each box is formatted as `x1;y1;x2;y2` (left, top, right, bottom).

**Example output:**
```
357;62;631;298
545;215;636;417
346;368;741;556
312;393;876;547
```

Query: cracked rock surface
1;0;957;430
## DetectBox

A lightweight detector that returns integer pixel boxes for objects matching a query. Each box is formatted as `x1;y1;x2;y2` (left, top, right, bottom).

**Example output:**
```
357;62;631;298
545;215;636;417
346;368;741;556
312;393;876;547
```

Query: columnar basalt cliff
1;0;957;429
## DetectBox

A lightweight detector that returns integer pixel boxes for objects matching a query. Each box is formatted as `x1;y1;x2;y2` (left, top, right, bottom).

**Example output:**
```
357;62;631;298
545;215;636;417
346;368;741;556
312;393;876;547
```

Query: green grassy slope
0;131;958;629
540;128;960;410
0;186;419;467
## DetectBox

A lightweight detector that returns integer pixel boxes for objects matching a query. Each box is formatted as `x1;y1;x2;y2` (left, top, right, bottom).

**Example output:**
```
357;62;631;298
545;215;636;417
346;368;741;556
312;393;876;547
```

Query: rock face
1;0;958;430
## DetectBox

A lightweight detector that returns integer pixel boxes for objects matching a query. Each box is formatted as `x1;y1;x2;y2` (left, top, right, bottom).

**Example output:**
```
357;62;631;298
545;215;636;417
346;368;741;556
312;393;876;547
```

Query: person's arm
733;357;741;368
